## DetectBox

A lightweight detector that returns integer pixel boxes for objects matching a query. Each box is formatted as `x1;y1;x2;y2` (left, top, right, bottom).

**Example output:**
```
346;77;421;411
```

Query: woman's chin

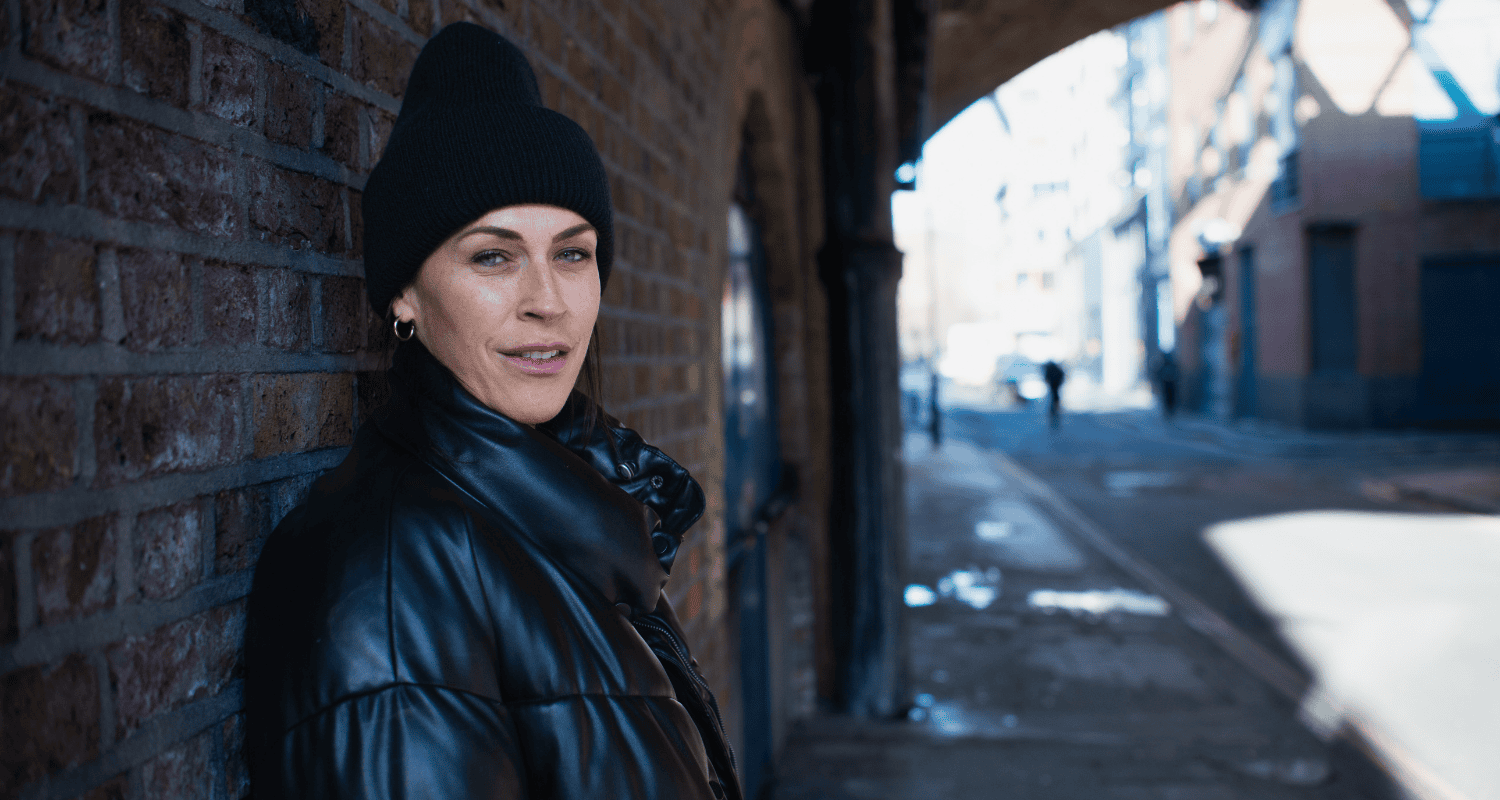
484;386;574;425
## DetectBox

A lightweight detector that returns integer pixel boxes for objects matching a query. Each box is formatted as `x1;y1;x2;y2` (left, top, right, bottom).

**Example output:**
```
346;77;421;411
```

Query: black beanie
362;22;614;314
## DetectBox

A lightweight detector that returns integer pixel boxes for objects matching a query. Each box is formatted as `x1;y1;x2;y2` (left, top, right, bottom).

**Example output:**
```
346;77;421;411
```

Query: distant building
1165;0;1500;427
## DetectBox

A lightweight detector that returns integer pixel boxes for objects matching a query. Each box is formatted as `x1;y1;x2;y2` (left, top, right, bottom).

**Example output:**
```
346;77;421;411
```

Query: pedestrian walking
1043;360;1066;427
243;23;740;800
1155;350;1179;418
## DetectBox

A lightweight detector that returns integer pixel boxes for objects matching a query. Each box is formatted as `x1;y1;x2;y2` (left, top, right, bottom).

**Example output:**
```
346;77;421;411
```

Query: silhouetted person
1154;351;1179;418
1043;360;1065;427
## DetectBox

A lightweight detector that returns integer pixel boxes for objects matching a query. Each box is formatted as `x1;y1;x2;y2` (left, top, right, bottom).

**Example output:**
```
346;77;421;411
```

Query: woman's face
391;205;601;424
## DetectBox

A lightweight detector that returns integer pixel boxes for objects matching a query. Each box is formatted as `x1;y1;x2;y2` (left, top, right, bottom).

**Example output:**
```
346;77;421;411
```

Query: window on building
1041;272;1055;290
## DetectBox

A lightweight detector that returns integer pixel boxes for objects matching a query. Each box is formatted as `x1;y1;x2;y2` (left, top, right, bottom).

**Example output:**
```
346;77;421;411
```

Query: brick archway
926;0;1179;137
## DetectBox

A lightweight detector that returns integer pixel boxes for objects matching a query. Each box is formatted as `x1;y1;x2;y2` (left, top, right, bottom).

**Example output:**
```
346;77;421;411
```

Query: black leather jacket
245;342;741;799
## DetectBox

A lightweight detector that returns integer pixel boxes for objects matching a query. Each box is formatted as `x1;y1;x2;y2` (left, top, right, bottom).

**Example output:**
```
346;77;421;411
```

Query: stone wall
0;0;780;794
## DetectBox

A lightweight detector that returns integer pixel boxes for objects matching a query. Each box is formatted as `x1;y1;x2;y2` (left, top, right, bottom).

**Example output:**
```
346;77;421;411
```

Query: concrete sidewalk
770;435;1401;800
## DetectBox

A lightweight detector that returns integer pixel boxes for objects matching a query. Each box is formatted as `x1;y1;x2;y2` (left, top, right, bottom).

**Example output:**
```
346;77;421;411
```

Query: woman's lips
501;346;570;375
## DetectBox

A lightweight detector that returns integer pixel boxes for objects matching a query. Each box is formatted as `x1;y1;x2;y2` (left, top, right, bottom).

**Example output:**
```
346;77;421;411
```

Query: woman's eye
557;248;591;264
472;250;509;267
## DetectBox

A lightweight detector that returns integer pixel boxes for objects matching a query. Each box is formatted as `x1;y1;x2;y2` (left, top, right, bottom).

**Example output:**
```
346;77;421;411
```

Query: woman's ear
390;284;420;323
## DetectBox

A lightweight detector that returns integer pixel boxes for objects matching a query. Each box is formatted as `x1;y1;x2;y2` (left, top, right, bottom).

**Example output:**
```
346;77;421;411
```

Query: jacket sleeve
271;682;527;799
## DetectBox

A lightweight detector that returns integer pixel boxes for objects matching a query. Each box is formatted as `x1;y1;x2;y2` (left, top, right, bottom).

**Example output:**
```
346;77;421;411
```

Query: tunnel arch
925;0;1182;137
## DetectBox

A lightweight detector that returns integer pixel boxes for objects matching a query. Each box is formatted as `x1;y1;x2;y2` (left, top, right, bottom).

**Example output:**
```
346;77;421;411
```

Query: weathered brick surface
214;485;269;575
351;10;421;98
33;515;118;624
94;376;242;486
265;62;316;149
140;731;212;800
0;655;101;796
135;501;205;601
222;714;250;798
1;377;78;497
202;31;262;129
0;88;80;204
249;168;346;253
263;268;312;349
20;0;112;79
320;276;365;352
108;603;244;739
202;260;258;346
251;372;353;457
121;0;193;109
118;248;192;352
87;114;241;238
15;232;100;344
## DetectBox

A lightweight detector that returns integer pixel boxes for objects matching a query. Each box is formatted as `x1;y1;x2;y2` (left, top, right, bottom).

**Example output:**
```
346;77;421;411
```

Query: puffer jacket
244;341;740;800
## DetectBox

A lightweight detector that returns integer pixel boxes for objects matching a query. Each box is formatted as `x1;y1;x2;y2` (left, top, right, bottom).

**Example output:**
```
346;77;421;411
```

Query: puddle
1103;470;1180;497
1027;587;1171;617
904;567;1003;610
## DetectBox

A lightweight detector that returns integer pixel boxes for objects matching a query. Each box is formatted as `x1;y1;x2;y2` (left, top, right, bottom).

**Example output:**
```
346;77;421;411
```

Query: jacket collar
375;341;671;613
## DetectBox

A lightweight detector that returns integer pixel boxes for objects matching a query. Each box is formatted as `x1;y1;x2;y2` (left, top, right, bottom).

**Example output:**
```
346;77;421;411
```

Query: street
772;403;1500;799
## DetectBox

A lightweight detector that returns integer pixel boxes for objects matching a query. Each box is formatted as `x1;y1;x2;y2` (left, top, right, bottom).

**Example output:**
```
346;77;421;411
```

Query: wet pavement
770;407;1500;799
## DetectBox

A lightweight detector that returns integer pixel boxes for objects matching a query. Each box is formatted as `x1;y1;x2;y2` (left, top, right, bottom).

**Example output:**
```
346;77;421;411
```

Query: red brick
213;484;269;575
20;0;111;79
439;0;478;27
531;6;564;64
347;187;365;259
351;11;419;98
367;110;397;169
264;269;311;350
366;302;394;350
251;373;353;457
265;62;315;149
248;168;345;253
93;376;241;486
107;603;243;738
223;713;250;798
0;377;77;497
202;260;257;346
321;92;360;168
0;533;15;644
118;248;190;352
121;0;191;108
320;276;364;353
33;515;117;625
0;89;80;204
355;370;390;427
135;501;204;601
87;114;239;238
141;730;211;800
15;232;100;344
202;31;260;128
0;655;100;796
408;0;435;35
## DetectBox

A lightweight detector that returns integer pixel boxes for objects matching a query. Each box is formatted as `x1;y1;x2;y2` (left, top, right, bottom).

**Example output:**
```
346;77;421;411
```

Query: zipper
632;616;738;775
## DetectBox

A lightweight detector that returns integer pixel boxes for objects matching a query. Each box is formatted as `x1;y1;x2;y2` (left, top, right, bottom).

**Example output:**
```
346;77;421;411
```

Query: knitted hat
362;22;613;314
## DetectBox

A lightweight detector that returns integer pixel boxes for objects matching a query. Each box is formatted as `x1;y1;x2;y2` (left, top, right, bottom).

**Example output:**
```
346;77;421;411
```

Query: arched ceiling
926;0;1178;137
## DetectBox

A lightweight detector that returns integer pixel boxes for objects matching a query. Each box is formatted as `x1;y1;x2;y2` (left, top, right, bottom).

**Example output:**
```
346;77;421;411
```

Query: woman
244;23;739;800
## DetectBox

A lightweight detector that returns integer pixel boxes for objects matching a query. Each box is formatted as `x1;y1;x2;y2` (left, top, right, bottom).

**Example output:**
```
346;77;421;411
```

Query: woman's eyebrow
458;226;523;241
552;223;596;243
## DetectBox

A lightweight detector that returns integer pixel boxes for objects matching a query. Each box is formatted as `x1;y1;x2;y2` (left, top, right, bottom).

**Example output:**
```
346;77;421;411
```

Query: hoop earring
393;318;415;341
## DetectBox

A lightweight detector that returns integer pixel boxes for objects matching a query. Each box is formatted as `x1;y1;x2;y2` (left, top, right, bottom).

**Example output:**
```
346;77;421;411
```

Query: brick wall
0;0;755;793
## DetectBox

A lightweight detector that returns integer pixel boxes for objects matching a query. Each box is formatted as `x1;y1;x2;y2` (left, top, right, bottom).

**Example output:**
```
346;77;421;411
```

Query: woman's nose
518;258;566;319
